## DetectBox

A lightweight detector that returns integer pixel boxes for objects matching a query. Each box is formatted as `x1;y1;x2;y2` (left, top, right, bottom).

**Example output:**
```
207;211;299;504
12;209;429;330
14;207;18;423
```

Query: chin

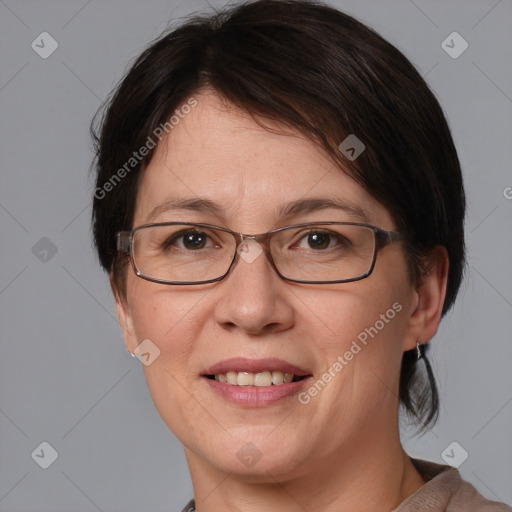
198;434;307;480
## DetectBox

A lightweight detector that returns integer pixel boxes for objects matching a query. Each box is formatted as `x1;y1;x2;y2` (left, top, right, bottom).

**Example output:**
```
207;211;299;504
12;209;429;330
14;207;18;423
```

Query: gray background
0;0;511;510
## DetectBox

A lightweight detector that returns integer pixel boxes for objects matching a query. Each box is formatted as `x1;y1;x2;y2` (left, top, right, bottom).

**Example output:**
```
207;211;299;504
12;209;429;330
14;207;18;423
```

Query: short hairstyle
91;0;466;431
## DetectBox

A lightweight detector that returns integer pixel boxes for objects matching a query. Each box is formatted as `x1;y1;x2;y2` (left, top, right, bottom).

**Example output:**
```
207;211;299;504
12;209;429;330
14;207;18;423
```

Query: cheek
286;287;408;444
125;278;213;433
299;283;406;348
297;273;411;392
126;277;216;386
128;277;201;344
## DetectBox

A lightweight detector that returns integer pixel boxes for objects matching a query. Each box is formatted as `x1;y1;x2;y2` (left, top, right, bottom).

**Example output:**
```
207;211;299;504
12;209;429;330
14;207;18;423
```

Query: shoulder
393;458;512;512
449;478;512;511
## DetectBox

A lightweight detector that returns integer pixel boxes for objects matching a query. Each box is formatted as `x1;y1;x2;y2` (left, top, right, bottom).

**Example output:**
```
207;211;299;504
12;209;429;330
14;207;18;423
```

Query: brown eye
181;231;207;250
306;232;331;249
163;230;209;251
293;230;351;251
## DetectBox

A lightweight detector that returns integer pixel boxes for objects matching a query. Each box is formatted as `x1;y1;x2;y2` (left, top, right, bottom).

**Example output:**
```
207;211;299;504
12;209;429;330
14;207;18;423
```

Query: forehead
134;92;393;230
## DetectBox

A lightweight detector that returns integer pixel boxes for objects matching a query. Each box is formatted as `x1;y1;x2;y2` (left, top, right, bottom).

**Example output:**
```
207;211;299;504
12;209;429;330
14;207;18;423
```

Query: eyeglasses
116;222;405;285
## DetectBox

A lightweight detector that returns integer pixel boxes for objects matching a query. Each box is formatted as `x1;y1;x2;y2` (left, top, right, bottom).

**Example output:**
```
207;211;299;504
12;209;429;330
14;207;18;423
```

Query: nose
213;241;295;335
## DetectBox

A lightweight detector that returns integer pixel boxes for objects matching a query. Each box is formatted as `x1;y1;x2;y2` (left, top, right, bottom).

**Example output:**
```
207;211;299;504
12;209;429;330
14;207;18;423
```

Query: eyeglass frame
116;221;406;286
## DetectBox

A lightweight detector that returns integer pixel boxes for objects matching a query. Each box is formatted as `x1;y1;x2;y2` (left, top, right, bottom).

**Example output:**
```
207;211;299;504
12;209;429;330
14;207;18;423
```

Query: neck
185;427;425;512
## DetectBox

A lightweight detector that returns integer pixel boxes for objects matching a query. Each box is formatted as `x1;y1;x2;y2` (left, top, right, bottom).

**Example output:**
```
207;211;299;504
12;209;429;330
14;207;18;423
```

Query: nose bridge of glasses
235;231;272;249
232;232;272;253
232;232;275;270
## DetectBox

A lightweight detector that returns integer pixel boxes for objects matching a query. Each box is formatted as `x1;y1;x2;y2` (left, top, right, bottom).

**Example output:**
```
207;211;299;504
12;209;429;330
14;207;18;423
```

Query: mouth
203;371;309;386
202;357;312;385
200;358;312;405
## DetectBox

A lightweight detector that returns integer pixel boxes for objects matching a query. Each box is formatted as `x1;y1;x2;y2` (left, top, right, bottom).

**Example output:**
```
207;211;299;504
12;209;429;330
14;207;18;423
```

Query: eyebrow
144;196;371;224
145;197;225;223
279;197;370;222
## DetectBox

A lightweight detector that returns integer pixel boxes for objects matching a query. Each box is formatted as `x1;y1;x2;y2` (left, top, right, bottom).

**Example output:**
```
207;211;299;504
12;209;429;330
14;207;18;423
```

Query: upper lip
203;357;312;377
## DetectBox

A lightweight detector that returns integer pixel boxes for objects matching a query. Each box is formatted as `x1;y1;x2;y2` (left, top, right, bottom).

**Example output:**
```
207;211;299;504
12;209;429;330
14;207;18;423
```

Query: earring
416;341;422;360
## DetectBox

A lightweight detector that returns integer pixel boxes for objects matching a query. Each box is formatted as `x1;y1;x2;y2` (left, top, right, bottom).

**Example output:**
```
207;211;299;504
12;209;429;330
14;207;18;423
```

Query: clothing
392;459;511;511
180;458;511;511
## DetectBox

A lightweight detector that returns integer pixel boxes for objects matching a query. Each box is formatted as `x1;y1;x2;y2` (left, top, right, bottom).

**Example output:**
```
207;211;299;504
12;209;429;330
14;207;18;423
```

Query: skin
114;91;449;512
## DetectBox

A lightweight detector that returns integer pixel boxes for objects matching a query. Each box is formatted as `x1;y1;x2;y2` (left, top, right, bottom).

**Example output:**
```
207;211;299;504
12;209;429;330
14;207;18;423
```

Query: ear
110;272;139;355
403;246;449;351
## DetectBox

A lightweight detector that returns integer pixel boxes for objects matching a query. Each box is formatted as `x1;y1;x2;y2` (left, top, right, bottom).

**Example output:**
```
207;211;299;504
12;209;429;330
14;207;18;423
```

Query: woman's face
116;92;439;480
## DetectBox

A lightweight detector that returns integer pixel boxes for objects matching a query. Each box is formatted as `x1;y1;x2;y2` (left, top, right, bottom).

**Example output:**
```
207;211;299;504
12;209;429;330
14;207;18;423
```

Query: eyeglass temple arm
116;232;131;252
376;229;406;248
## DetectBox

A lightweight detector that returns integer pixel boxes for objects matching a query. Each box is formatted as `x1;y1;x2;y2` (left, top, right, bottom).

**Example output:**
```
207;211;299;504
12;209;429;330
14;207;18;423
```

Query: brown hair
91;0;465;431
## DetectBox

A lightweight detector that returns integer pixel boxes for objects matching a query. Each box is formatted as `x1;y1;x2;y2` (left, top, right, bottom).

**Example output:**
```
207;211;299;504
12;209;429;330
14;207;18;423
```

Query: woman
91;1;511;510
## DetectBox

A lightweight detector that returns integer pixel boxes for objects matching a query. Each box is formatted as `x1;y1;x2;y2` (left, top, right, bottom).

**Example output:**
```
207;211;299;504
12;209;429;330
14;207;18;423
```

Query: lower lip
202;376;311;406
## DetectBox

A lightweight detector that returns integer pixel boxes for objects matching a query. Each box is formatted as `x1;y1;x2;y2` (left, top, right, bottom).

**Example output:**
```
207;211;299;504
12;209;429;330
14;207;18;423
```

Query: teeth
214;370;298;386
226;371;238;385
